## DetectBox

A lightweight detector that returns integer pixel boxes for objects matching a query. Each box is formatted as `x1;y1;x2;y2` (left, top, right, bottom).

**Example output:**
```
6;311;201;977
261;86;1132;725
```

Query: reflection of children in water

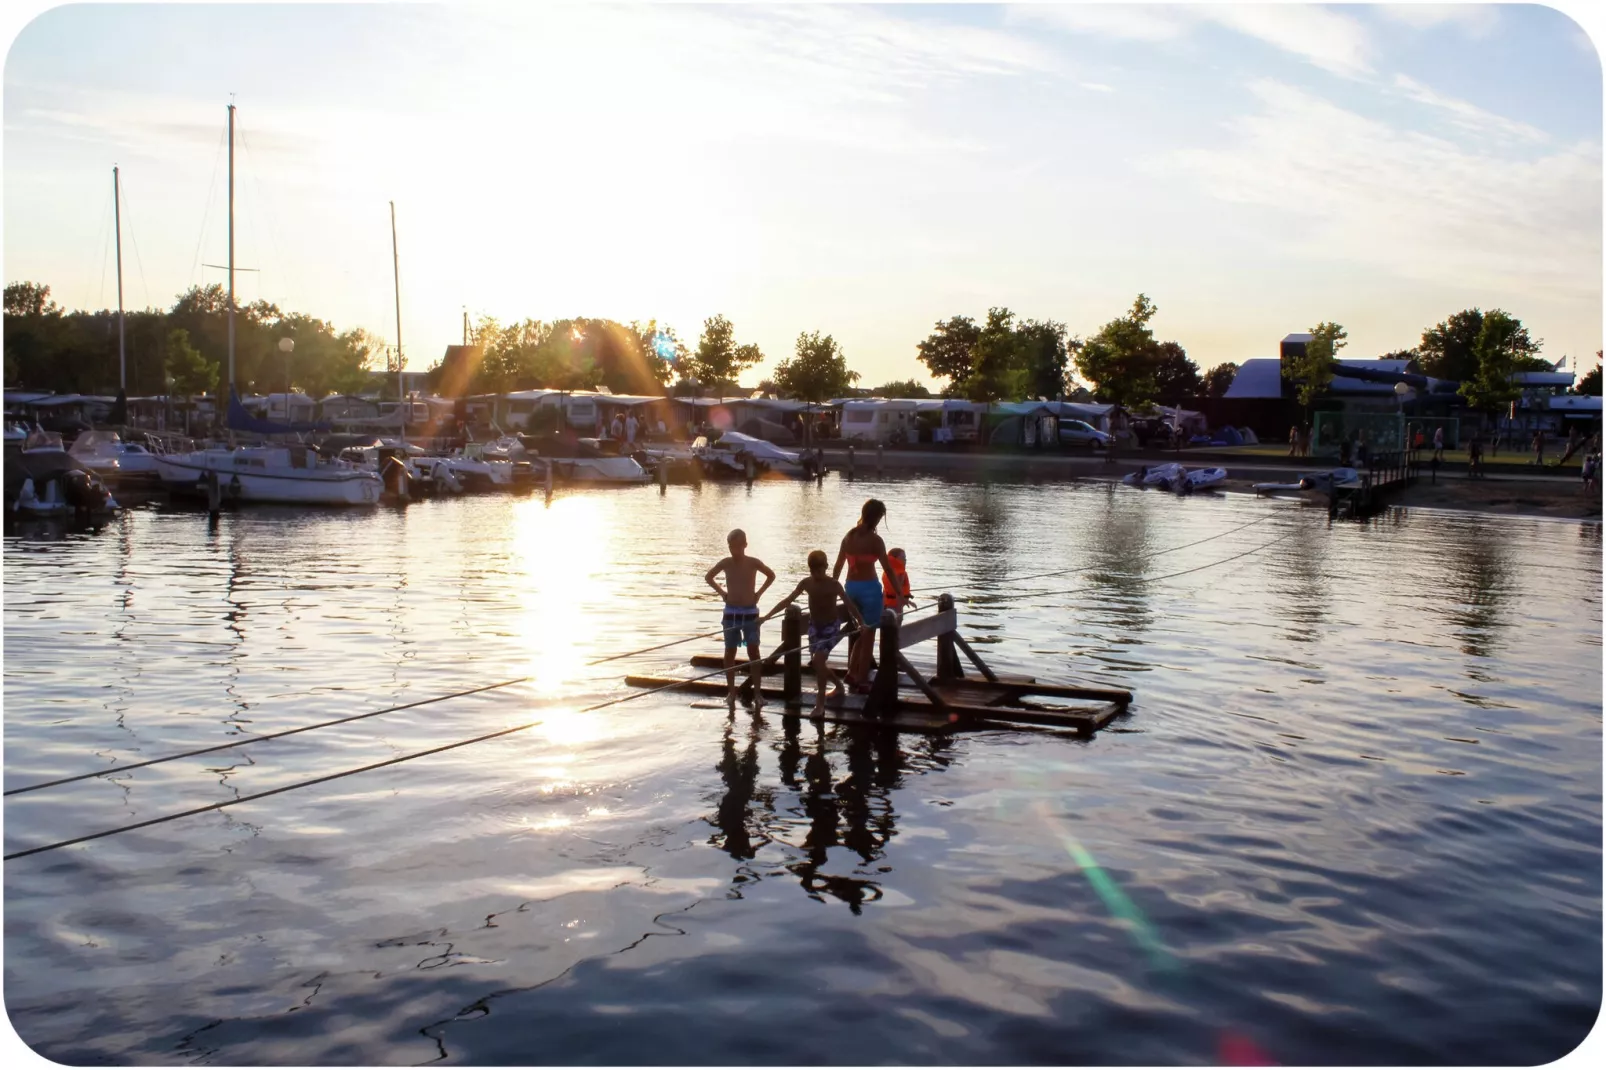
708;715;948;914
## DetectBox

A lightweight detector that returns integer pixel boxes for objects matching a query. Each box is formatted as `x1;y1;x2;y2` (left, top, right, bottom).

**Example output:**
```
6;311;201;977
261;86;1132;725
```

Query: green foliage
1285;321;1346;407
916;315;982;386
686;314;762;393
1074;294;1165;409
5;281;57;317
869;379;932;398
1419;310;1485;382
916;308;1068;402
164;328;218;398
1153;341;1201;402
1202;362;1238;398
1459;309;1543;412
772;331;860;402
1575;357;1602;397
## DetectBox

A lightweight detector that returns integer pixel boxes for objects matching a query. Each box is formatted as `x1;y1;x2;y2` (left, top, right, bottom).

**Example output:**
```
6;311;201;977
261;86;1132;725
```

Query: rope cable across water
4;511;1296;861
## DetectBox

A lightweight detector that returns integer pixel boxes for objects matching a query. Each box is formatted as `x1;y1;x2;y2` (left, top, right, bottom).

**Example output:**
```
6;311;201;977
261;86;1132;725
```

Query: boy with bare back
762;550;864;718
705;529;776;710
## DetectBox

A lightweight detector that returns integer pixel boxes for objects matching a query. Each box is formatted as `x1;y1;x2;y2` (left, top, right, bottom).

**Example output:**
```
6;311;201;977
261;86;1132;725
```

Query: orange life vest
882;557;911;608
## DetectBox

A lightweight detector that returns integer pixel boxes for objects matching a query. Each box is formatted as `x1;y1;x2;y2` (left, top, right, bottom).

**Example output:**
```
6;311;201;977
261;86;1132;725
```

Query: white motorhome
839;399;920;444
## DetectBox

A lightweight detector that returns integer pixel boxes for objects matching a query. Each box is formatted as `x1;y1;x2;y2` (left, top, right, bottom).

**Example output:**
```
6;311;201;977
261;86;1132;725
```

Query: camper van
839;399;920;445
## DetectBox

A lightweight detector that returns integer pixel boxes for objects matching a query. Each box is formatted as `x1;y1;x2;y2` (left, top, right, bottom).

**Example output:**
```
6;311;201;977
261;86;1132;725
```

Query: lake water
3;477;1601;1065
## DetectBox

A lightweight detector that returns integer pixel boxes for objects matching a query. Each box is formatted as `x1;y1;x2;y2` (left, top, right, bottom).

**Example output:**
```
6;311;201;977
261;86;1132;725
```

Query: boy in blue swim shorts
762;550;864;718
705;529;776;710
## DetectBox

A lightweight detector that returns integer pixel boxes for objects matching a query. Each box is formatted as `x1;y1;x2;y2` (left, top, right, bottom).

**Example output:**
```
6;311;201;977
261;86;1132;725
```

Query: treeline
3;282;380;399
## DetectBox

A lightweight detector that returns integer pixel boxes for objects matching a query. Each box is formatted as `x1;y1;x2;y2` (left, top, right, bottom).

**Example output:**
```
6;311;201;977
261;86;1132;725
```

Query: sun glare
511;494;610;696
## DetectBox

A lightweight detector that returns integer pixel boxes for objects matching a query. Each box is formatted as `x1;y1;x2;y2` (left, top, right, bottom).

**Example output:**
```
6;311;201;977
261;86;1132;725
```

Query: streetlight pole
279;337;295;418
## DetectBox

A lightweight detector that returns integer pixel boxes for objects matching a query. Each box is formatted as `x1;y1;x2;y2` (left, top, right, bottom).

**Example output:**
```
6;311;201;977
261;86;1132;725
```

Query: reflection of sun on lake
511;495;610;697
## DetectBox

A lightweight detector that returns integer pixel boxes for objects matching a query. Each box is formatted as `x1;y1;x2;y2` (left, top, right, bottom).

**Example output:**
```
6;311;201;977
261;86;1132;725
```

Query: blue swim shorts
844;579;883;631
722;605;761;649
807;620;841;658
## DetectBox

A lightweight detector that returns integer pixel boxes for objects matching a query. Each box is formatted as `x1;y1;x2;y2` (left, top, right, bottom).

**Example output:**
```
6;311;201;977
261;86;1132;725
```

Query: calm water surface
3;478;1601;1064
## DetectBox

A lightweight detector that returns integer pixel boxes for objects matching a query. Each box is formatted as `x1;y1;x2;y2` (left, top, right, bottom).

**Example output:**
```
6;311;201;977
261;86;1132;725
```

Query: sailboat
154;103;382;507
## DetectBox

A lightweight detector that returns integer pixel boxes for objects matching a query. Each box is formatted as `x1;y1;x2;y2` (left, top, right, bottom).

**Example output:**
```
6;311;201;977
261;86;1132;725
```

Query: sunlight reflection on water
3;479;1601;1064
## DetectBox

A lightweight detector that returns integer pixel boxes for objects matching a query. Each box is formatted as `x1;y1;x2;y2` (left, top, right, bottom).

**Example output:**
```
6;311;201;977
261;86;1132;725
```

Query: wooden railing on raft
649;591;1134;736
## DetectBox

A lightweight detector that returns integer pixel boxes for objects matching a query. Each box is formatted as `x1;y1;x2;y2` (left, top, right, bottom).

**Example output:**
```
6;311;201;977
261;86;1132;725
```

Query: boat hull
155;454;381;506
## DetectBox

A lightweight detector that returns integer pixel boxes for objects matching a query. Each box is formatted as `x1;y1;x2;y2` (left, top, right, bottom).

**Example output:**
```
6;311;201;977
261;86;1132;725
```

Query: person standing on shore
1533;428;1546;466
1580;453;1597;495
1468;435;1484;478
625;411;638;446
1288;425;1298;457
1433;425;1445;462
833;498;897;694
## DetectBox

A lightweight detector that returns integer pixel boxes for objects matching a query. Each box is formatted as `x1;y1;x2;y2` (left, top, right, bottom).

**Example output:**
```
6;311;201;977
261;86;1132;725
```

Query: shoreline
817;446;1602;521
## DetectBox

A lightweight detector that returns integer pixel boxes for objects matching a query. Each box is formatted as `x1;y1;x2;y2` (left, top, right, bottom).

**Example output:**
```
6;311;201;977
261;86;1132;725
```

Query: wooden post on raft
204;468;221;517
864;614;900;717
935;592;963;681
847;444;855;479
782;604;804;706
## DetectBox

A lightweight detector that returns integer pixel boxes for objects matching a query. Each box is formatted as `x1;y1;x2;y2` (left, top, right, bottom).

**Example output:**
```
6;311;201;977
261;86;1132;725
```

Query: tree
1015;318;1070;399
772;331;859;402
916;315;981;389
870;379;932;398
1419;310;1485;382
1460;309;1542;412
1074;293;1163;409
1153;341;1201;402
1286;321;1346;407
1574;355;1602;396
165;328;218;397
1202;362;1238;398
4;281;58;318
687;314;762;393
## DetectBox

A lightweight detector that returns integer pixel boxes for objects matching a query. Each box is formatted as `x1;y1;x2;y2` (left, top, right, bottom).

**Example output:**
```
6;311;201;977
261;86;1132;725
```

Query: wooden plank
621;674;957;733
952;633;999;682
688;654;1039;686
896;651;948;713
897;609;956;650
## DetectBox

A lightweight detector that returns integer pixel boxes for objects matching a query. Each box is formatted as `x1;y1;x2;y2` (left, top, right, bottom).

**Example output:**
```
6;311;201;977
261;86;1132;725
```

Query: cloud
1375;4;1501;36
1202;4;1374;78
1170;79;1601;300
1011;3;1376;78
1391;74;1548;143
1080;81;1116;93
1006;4;1193;41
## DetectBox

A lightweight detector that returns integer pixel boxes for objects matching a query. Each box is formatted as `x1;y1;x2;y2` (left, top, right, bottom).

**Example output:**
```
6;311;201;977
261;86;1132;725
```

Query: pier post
847;444;855;479
865;615;900;717
657;459;667;493
816;448;825;483
204;469;221;517
545;460;554;498
782;605;804;706
935;593;963;681
876;444;883;474
744;454;755;482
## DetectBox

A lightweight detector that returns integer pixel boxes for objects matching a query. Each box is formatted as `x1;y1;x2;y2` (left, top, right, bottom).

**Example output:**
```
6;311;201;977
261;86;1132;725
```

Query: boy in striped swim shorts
762;550;864;718
705;529;776;711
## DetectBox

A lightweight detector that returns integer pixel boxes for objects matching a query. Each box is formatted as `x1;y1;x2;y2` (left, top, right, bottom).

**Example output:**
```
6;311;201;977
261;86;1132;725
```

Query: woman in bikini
832;498;897;692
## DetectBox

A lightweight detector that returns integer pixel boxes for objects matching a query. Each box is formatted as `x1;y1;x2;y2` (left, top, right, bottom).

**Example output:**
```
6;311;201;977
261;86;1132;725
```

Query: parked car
1059;419;1111;450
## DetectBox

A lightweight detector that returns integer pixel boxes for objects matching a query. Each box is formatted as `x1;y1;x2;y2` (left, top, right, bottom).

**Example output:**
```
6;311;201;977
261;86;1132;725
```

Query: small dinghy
1252;467;1359;496
1122;462;1184;487
1172;466;1227;493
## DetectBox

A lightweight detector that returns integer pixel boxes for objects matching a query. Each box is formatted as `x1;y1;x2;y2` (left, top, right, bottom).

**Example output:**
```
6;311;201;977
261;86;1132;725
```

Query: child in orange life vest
882;548;915;624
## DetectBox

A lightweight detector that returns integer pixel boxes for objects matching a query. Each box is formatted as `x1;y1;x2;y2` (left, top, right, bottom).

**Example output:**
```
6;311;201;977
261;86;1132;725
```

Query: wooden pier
1328;447;1423;519
624;593;1133;736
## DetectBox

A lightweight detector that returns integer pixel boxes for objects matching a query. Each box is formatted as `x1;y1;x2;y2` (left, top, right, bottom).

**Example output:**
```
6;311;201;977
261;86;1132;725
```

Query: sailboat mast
113;166;125;391
227;103;236;400
391;200;405;447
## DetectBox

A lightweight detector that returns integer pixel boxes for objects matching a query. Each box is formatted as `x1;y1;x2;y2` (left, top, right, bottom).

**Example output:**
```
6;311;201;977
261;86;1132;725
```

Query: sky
3;2;1602;387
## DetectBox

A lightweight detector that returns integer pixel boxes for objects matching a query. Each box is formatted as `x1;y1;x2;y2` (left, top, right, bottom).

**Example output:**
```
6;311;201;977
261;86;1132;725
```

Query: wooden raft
624;593;1133;737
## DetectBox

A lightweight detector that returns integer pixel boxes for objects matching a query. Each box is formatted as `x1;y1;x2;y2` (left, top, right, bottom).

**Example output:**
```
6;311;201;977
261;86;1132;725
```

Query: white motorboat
7;429;120;517
154;446;382;506
542;454;651;485
68;430;163;483
331;443;466;496
435;444;520;491
691;431;824;479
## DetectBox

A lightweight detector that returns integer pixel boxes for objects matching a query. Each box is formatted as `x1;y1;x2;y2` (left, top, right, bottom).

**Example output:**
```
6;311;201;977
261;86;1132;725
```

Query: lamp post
279;338;295;418
1394;381;1410;451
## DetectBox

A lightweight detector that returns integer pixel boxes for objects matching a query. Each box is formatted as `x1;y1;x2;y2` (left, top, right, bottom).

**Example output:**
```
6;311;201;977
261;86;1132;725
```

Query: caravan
839;399;920;445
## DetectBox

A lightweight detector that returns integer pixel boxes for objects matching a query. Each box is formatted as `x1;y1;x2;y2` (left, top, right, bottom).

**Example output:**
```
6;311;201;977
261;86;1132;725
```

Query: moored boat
154;446;382;506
